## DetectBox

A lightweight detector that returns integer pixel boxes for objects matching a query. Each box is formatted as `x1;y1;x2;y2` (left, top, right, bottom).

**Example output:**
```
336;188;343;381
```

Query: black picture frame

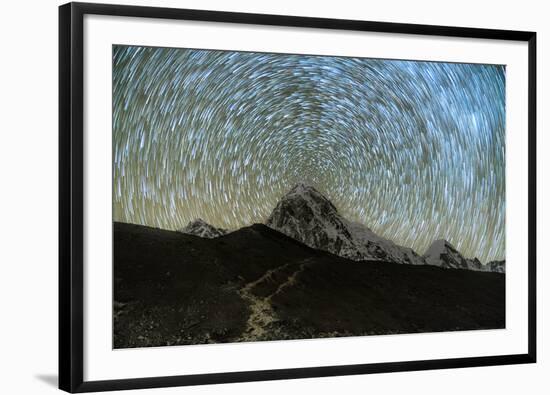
59;2;537;393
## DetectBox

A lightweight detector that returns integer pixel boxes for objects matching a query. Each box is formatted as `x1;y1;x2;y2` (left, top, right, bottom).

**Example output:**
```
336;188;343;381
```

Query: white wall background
0;0;547;393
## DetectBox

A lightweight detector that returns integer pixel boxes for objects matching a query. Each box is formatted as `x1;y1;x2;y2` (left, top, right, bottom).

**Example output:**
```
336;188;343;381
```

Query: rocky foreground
114;221;505;349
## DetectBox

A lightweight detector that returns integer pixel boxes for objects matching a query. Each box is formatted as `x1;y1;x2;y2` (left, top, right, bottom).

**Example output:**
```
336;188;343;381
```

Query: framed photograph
59;2;536;392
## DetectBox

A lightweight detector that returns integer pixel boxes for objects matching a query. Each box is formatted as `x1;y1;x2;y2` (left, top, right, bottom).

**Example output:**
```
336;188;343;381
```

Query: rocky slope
114;222;505;348
485;260;506;273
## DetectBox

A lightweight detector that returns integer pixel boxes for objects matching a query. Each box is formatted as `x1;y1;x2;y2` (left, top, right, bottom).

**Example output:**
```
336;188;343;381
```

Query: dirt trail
237;259;311;341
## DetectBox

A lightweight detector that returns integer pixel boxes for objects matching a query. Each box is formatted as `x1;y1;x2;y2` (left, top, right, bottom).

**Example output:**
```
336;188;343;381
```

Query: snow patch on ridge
178;218;228;239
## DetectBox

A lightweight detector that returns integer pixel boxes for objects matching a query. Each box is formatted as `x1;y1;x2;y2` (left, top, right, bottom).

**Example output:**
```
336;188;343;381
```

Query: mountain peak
434;239;453;246
288;182;320;194
267;185;426;265
189;218;208;226
283;183;330;203
427;239;456;252
266;184;358;259
424;239;461;267
178;218;228;239
423;239;503;272
270;184;340;223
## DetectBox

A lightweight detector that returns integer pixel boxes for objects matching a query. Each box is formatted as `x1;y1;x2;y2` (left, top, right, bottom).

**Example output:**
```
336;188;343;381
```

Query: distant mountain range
179;183;504;273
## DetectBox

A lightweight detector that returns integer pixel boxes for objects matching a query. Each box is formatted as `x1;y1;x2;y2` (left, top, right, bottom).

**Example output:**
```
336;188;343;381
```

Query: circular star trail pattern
113;46;505;262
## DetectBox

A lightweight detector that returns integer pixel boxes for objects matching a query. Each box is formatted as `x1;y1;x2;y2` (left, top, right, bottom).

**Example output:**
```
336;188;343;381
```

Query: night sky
113;45;505;263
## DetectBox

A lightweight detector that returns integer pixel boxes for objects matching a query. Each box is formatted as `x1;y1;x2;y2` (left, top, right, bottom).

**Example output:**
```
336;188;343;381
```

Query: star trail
113;45;505;263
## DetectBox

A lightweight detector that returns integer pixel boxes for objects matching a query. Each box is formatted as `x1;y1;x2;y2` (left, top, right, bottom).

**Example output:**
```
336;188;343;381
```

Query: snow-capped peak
266;183;360;259
266;184;426;265
424;239;456;259
282;183;338;213
288;182;322;195
423;239;505;272
178;218;228;239
424;239;464;268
